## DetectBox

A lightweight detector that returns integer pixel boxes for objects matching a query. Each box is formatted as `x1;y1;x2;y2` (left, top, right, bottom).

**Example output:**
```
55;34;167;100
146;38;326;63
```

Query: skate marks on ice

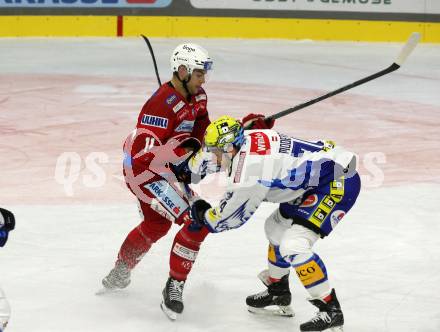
1;74;439;204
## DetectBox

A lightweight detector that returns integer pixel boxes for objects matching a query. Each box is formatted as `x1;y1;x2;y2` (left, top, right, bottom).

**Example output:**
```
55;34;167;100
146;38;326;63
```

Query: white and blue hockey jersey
202;130;355;233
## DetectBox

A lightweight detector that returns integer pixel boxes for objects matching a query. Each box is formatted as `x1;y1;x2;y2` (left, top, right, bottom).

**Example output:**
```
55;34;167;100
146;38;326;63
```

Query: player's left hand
241;113;275;129
189;199;212;232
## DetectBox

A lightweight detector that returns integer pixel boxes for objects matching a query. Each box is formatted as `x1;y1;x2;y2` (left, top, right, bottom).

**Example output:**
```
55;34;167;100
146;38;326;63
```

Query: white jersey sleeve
202;132;276;233
187;148;221;181
201;130;356;233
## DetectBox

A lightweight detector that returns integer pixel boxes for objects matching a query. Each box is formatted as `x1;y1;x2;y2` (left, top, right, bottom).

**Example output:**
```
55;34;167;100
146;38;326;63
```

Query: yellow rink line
1;15;439;42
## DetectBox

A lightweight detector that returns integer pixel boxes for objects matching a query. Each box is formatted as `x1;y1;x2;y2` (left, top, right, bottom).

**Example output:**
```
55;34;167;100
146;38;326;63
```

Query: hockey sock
267;243;291;282
292;253;331;298
169;222;209;281
118;219;172;269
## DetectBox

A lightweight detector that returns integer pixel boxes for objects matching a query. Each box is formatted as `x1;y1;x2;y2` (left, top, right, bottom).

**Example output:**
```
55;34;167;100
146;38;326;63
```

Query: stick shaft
267;63;399;121
141;35;162;87
265;32;420;122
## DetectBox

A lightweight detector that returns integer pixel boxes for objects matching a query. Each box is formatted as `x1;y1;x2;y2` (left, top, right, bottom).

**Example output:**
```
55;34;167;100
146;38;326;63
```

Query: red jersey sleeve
191;88;211;143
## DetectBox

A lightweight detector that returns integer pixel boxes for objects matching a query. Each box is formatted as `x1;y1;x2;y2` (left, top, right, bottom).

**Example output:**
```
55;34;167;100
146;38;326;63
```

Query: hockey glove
0;208;15;247
169;161;194;184
242;113;275;130
189;199;212;232
170;148;219;184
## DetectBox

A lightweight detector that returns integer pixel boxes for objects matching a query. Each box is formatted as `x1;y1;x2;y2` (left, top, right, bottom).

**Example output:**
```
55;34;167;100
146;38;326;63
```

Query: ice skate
246;274;294;317
96;261;131;295
160;277;185;321
300;289;344;332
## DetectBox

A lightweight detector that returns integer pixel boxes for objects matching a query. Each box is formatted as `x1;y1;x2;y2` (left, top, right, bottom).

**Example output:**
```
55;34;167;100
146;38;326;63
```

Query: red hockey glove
241;113;275;130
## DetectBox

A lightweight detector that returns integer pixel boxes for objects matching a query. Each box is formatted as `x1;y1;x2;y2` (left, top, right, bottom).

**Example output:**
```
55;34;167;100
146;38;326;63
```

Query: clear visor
202;61;213;82
204;142;233;154
204;61;213;72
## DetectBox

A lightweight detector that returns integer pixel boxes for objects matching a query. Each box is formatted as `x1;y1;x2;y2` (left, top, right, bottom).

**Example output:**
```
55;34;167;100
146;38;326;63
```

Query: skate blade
303;326;343;332
160;301;180;321
247;305;294;317
95;287;122;295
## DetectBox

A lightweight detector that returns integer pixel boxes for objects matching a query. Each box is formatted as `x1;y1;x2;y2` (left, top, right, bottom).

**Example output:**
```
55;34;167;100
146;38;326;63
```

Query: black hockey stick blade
265;32;421;122
141;34;162;87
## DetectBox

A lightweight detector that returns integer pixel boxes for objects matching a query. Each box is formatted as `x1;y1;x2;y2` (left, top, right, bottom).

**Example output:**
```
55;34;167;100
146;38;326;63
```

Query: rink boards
0;15;439;42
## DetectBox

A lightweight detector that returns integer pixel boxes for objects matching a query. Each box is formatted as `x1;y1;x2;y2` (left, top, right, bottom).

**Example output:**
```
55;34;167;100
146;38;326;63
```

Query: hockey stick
141;34;162;87
262;32;421;123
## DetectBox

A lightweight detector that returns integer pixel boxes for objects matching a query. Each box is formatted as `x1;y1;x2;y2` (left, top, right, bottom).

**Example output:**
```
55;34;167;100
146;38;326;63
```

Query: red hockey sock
269;276;281;283
118;218;172;269
323;293;333;303
169;222;210;281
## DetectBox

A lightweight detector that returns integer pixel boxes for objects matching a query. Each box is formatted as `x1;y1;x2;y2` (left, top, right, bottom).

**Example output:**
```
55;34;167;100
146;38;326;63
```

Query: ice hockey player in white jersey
180;116;361;332
0;208;15;331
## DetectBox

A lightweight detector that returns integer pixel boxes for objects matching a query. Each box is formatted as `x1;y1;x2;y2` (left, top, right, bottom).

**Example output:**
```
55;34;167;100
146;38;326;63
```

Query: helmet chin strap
182;77;191;97
174;71;191;97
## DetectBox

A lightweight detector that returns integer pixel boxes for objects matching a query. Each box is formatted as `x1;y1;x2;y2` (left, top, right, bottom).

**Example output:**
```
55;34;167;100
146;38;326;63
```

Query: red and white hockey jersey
124;82;211;179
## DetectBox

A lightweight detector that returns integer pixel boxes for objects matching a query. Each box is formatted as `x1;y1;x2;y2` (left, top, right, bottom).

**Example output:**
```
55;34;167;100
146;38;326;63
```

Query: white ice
0;37;440;332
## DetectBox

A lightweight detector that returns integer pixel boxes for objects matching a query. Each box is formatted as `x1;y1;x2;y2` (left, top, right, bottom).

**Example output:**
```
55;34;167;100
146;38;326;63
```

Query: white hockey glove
170;148;220;184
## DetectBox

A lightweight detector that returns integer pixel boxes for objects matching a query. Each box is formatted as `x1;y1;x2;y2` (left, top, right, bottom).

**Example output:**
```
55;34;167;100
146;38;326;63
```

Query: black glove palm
189;200;212;232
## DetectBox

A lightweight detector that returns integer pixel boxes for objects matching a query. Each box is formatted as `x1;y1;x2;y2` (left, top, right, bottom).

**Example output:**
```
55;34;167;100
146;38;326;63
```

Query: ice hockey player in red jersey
101;43;275;320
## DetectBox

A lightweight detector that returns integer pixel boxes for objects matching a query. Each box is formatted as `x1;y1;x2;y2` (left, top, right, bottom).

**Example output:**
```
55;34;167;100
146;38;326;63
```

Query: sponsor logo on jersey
195;94;207;102
322;196;336;209
234;152;246;183
176;108;191;121
278;133;292;154
310;207;328;226
300;194;318;208
330;210;345;229
145;180;188;218
140;115;168;129
166;94;177;105
173;100;186;113
249;131;271;155
175;120;195;132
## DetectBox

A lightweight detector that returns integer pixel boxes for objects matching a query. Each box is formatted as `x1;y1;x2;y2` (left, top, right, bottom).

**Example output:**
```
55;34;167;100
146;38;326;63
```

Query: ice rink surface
0;37;439;331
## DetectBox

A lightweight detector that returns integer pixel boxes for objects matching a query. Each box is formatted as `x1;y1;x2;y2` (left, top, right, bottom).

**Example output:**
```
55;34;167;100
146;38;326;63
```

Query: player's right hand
241;113;275;130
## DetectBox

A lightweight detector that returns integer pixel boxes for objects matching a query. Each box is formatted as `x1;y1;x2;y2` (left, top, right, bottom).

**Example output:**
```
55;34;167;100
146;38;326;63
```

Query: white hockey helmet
170;43;213;75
